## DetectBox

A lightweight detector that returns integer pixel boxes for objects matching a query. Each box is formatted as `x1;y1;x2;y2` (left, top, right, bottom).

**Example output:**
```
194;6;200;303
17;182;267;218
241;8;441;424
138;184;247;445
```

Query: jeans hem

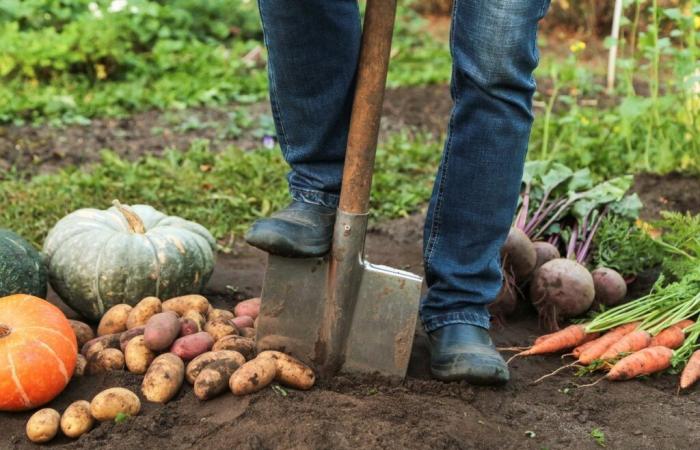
290;187;340;209
422;311;491;333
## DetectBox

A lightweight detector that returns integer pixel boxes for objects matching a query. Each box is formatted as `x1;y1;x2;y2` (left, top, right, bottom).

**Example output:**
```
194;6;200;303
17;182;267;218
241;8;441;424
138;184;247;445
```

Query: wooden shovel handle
338;0;397;214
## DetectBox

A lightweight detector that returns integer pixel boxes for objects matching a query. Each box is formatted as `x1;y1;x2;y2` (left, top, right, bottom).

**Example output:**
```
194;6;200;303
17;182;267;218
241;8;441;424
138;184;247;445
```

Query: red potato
234;298;261;320
144;311;181;351
232;315;254;329
179;318;199;337
170;332;214;361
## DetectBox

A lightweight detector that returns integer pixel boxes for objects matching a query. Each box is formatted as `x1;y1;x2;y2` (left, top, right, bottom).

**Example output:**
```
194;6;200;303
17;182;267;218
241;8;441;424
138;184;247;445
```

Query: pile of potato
29;294;315;443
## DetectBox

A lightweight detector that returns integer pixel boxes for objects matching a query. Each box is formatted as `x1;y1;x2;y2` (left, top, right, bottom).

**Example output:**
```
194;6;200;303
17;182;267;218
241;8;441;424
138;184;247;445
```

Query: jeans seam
257;2;291;156
424;0;461;273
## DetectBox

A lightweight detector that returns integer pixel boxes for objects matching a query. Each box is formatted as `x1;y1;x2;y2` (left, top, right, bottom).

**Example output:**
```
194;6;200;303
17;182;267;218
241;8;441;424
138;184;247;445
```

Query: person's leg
422;0;550;383
246;1;361;256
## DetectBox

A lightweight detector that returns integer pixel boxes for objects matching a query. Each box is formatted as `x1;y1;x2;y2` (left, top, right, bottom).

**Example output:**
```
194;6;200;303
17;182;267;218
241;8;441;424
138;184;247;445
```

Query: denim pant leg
420;0;551;332
257;0;361;208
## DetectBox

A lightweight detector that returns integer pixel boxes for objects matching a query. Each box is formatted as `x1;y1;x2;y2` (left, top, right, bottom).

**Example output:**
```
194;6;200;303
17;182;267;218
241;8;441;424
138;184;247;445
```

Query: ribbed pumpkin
0;295;78;411
43;201;217;321
0;229;48;298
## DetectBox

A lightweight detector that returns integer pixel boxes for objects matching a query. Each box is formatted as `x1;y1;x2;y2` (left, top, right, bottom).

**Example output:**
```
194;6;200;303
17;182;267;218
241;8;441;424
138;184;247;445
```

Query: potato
234;297;261;320
87;348;125;374
185;350;246;384
259;350;315;390
194;359;242;400
179;318;199;336
162;294;210;316
229;356;277;395
69;320;95;349
97;304;132;336
144;311;180;351
208;308;234;322
240;327;256;339
212;335;256;360
60;400;94;438
125;335;156;374
203;319;238;341
183;310;206;329
26;408;60;443
170;331;214;361
90;387;141;421
119;326;145;352
126;296;162;329
232;315;254;329
74;354;87;377
142;353;185;403
81;333;121;360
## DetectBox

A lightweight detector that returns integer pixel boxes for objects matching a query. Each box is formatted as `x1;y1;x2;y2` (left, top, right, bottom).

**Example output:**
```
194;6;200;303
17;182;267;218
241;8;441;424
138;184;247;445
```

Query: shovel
255;0;422;379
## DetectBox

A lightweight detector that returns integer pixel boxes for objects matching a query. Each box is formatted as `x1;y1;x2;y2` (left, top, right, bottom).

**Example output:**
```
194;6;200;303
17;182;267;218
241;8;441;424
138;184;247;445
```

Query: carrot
600;329;651;360
680;350;700;390
572;338;600;359
672;319;694;331
534;331;556;345
579;322;639;365
607;346;673;381
517;324;587;357
649;326;685;349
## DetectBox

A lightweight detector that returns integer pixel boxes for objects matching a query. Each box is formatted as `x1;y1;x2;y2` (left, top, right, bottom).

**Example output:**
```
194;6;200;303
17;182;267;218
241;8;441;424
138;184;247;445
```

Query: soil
3;86;700;449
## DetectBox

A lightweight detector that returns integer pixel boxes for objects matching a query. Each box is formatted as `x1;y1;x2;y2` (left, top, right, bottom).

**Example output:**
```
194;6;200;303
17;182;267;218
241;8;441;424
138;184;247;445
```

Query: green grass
0;133;441;247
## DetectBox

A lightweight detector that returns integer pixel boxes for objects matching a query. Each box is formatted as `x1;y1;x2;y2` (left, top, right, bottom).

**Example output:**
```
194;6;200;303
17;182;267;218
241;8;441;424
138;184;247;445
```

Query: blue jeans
257;0;550;332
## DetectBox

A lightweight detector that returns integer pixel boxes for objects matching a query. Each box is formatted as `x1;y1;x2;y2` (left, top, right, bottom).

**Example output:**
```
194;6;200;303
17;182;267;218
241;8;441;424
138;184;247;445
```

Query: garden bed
2;175;700;449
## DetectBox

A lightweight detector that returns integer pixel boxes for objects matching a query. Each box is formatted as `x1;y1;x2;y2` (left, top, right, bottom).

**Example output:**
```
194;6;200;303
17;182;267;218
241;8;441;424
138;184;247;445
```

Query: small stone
633;430;643;436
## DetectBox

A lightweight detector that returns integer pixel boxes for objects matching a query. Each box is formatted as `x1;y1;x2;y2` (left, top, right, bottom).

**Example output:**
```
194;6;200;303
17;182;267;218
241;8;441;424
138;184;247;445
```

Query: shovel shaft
338;0;397;215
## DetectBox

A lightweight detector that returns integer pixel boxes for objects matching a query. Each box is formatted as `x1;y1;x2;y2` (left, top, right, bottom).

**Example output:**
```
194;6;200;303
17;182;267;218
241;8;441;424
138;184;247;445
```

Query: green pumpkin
0;229;48;298
43;201;217;321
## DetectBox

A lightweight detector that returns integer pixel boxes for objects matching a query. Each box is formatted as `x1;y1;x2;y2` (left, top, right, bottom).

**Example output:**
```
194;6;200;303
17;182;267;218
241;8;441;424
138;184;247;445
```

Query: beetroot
591;267;627;307
489;281;518;319
532;241;560;271
529;258;595;330
501;227;536;283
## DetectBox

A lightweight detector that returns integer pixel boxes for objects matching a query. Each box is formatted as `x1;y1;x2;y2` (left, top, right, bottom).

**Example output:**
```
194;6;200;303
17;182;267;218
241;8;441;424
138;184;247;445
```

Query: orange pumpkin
0;295;77;411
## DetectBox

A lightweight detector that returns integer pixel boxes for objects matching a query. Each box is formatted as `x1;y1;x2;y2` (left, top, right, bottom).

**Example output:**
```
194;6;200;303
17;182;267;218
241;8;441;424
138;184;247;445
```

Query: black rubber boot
244;201;336;257
427;323;509;385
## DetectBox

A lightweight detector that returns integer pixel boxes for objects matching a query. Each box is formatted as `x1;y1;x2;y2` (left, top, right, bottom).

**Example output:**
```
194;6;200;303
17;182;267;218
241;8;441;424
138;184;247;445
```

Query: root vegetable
517;324;588;357
97;304;132;336
240;327;256;339
680;350;700;390
170;331;214;360
162;295;210;316
600;329;651;360
81;333;121;360
87;348;125;374
194;359;243;400
124;335;156;374
74;354;87;377
208;309;234;322
182;310;206;329
185;350;246;384
119;326;145;352
532;241;560;271
592;268;627;307
212;335;256;360
26;408;60;443
69;320;95;349
60;400;93;438
607;346;673;381
259;351;315;390
234;298;261;320
672;319;694;331
229;356;277;395
649;326;685;350
142;353;185;403
232;315;254;329
126;296;162;329
578;322;639;365
144;311;180;351
529;258;595;329
180;318;199;336
501;227;537;283
90;388;140;421
203;319;238;341
488;282;518;319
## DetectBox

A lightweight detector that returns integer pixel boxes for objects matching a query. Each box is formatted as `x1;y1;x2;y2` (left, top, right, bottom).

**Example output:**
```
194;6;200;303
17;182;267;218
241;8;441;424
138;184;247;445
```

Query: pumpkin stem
112;200;146;234
0;324;10;338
